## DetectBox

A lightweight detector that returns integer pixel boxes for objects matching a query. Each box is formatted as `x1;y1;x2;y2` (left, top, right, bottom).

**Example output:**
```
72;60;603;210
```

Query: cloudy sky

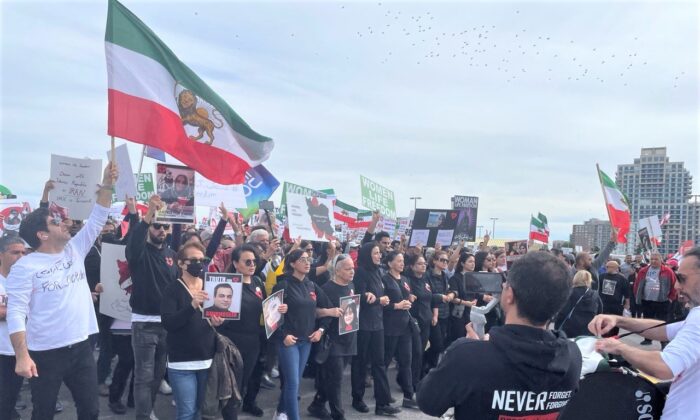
1;0;698;241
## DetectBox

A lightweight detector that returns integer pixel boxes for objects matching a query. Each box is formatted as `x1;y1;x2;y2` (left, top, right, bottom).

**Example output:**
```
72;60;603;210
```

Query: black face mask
185;261;204;278
101;233;117;244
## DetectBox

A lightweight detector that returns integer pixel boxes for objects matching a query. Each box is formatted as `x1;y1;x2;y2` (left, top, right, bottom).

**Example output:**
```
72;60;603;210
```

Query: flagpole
110;136;116;164
136;145;147;180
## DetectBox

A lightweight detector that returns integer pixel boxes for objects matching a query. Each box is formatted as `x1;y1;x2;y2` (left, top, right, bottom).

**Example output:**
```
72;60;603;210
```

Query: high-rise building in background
616;147;698;255
570;218;612;252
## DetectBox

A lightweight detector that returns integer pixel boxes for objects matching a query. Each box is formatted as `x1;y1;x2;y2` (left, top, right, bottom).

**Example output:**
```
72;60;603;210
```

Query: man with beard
591;247;700;419
574;229;618;291
126;195;179;420
633;252;677;345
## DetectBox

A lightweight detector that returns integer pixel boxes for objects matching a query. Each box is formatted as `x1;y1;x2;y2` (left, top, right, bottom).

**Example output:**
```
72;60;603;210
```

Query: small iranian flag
106;0;273;184
597;166;631;243
353;210;373;229
529;213;549;243
334;200;359;225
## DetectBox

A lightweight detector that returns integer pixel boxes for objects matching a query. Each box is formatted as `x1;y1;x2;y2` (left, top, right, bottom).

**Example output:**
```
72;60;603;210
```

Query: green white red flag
529;213;549;243
597;167;630;243
105;0;273;184
333;200;371;228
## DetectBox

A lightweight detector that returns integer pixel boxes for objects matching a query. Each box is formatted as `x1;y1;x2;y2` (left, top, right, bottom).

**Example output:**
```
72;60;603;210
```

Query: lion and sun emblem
175;84;224;145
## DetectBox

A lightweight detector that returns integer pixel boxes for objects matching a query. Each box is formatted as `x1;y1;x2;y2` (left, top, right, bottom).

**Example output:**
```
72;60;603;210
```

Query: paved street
14;332;659;420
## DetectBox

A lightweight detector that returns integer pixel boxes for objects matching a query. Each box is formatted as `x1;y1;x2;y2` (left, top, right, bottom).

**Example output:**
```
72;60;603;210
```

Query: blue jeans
277;340;312;420
168;367;208;420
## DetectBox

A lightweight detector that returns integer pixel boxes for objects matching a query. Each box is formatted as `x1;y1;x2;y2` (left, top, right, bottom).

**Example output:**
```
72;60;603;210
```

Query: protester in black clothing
350;242;399;416
417;252;582;420
126;194;179;420
446;253;481;345
424;250;452;370
308;254;358;420
272;249;329;420
309;241;337;287
599;260;631;316
474;251;502;332
383;251;419;410
554;270;602;338
404;253;432;390
573;229;618;291
217;244;283;419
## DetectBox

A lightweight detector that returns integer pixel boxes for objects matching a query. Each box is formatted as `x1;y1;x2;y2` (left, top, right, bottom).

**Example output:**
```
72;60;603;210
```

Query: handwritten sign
194;173;247;209
50;154;102;220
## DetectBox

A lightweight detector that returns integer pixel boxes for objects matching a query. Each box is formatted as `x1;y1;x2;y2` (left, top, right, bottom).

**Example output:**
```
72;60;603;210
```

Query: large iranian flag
598;167;630;243
529;213;549;243
106;0;273;184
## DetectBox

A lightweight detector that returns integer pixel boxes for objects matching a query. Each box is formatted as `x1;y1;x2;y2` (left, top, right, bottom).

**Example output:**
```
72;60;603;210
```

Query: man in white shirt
590;246;700;419
6;163;117;420
0;235;28;420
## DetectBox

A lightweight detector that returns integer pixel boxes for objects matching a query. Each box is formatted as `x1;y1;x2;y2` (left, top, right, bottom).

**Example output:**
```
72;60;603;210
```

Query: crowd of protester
0;168;697;420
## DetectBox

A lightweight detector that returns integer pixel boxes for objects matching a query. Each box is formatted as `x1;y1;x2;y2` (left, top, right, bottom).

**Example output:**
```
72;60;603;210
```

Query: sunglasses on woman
438;258;449;263
241;259;256;267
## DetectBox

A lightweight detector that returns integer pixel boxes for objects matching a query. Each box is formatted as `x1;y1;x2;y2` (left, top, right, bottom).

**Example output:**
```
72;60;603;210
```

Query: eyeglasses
297;257;312;264
184;257;210;265
438;258;449;263
242;259;256;267
486;257;495;261
151;223;171;230
48;216;63;226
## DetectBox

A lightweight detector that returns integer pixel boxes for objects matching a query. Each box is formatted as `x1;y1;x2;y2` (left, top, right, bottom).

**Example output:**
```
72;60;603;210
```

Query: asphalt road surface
13;333;659;420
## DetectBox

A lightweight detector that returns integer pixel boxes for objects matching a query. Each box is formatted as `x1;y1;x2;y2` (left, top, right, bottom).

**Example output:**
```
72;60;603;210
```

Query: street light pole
409;196;422;210
490;217;499;238
477;225;484;238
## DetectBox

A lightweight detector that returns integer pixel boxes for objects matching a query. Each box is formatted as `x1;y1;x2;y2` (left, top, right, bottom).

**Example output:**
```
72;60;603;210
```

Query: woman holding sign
216;244;287;419
271;249;330;420
307;254;358;420
161;242;227;420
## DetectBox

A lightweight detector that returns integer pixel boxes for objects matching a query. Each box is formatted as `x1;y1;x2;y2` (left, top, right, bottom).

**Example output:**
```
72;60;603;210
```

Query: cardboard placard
202;273;243;320
50;154;102;220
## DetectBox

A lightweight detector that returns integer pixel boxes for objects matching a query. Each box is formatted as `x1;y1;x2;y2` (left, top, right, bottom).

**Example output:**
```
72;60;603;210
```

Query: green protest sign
360;175;396;220
112;173;154;203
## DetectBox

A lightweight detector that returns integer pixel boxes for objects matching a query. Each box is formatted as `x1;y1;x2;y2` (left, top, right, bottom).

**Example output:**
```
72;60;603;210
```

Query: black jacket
448;272;485;320
417;325;582;420
382;273;411;336
126;221;179;316
406;271;433;323
354;243;386;331
161;280;216;363
554;286;602;338
320;280;357;356
428;270;450;319
217;276;267;337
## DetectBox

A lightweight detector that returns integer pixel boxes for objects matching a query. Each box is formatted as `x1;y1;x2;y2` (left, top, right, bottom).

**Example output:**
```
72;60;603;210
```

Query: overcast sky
1;0;698;241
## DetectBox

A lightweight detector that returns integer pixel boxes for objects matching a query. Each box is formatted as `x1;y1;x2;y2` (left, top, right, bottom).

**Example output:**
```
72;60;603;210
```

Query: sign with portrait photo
263;290;285;339
505;240;529;265
408;209;459;247
202;273;243;320
339;294;361;335
155;163;195;224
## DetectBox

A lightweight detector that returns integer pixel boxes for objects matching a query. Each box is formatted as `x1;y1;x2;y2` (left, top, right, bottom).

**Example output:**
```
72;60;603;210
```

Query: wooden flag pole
136;145;147;181
110;136;116;164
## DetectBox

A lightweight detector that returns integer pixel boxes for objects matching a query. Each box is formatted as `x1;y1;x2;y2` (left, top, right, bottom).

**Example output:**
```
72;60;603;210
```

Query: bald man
599;261;630;316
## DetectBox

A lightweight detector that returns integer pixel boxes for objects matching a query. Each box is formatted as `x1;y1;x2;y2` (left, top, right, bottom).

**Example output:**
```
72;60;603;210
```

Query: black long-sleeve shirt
354;266;385;331
320;280;357;356
428;270;450;319
217;276;267;336
382;273;411;336
161;280;216;363
272;275;329;342
406;271;433;323
126;220;178;316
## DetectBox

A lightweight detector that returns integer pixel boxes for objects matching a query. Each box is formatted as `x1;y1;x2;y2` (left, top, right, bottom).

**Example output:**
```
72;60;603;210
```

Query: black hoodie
353;242;386;331
553;286;602;338
417;324;582;419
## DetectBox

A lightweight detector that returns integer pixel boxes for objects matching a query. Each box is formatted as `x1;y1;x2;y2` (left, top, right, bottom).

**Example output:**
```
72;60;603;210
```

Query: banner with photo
99;243;132;322
287;192;337;242
408;209;459;247
263;290;285;339
50;154;102;220
202;273;243;320
505;240;528;266
155;163;195;224
339;294;361;335
451;195;479;243
0;201;31;237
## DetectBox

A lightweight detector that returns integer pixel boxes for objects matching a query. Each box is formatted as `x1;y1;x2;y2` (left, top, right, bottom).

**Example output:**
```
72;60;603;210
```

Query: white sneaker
273;411;288;420
271;367;280;378
149;411;159;420
159;380;172;395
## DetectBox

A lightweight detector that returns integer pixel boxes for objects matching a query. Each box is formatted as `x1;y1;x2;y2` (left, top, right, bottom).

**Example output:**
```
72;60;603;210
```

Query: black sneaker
402;398;419;410
242;404;264;417
640;339;652;346
307;403;332;420
388;396;397;404
375;405;401;416
109;401;128;415
352;400;369;413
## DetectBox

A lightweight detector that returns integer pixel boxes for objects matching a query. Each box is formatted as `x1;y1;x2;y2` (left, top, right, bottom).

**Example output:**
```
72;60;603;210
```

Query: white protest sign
409;229;430;246
106;144;137;200
99;243;132;322
194;173;247;209
50;154;102;220
287;192;337;242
